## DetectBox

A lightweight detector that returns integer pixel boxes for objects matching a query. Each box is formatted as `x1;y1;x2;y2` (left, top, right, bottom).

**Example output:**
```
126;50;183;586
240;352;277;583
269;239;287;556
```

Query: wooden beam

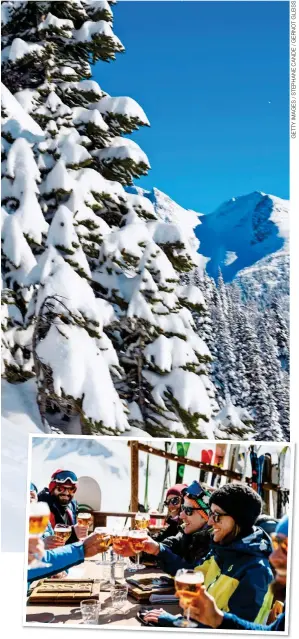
130;441;139;517
130;442;279;491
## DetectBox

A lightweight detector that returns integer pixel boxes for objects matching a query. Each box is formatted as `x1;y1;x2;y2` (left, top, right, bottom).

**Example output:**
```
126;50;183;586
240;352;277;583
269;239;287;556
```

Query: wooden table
26;561;181;627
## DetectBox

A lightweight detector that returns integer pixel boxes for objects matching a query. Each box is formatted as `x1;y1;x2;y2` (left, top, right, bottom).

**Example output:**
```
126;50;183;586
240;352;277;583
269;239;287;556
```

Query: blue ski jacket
27;541;85;584
157;526;274;623
220;609;285;631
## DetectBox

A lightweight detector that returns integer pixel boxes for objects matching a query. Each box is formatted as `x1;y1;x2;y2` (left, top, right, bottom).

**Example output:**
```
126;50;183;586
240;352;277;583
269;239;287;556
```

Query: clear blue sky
93;1;289;214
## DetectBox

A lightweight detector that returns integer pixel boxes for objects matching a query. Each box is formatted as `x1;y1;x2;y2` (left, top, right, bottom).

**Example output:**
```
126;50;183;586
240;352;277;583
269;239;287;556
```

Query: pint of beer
29;502;50;535
54;524;72;543
77;512;92;527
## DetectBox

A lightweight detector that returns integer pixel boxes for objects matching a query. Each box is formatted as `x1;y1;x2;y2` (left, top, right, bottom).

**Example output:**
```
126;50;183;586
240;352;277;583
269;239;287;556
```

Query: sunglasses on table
271;534;288;554
55;484;77;494
164;496;181;507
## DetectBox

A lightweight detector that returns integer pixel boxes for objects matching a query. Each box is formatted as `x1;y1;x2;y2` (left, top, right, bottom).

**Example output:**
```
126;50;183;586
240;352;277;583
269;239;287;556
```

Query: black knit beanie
209;483;262;532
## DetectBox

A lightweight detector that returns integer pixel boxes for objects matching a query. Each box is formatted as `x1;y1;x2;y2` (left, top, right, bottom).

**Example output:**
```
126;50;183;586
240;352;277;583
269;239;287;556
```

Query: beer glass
173;568;204;628
134;512;150;530
94;527;112;560
112;528;136;571
29;502;51;568
77;512;92;529
128;529;148;571
54;523;72;544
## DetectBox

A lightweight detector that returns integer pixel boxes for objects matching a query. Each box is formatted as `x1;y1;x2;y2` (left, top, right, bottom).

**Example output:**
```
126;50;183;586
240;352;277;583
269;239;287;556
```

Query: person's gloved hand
74;522;89;540
44;535;65;549
28;537;45;564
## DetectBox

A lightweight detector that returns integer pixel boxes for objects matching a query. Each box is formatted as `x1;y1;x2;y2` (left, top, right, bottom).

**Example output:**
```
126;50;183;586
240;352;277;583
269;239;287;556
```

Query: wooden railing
92;511;165;529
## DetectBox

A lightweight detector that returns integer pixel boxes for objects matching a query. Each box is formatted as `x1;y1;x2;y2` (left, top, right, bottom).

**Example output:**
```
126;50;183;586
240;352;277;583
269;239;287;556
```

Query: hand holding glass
174;569;204;628
54;523;72;544
29;502;51;568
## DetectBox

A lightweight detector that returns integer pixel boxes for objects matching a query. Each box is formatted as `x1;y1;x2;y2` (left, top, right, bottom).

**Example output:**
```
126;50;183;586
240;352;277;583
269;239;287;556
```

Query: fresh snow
94;136;150;167
36;324;129;433
199;191;289;281
74;20;123;50
1;84;44;140
2;39;44;63
143;368;213;436
92;95;150;126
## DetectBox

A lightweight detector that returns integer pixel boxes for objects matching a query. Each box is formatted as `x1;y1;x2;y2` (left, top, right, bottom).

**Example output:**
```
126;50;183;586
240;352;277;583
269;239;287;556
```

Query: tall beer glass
77;512;92;529
29;502;51;568
173;568;204;628
94;526;112;562
54;524;72;543
128;529;148;571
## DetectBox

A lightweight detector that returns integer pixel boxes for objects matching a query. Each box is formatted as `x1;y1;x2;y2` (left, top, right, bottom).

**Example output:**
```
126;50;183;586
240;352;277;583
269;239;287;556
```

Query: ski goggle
164;496;181;507
271;534;288;554
52;470;78;484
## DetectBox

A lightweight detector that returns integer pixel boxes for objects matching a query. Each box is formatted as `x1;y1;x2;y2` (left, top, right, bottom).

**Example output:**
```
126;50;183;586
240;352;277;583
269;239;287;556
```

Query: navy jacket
220;609;285;631
157;526;274;623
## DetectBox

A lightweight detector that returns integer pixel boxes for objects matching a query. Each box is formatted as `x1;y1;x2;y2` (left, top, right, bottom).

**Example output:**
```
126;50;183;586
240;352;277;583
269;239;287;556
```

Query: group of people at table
28;468;289;631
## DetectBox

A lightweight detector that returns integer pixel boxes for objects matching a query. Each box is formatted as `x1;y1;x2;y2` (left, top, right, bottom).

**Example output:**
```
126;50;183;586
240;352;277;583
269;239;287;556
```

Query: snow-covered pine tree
213;396;255;440
239;311;284;440
1;1;216;438
1;84;46;380
210;282;238;406
269;297;289;373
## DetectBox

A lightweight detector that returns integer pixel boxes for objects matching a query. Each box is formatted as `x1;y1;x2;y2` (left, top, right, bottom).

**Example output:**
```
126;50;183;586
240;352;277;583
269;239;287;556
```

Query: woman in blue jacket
141;483;274;626
177;515;289;632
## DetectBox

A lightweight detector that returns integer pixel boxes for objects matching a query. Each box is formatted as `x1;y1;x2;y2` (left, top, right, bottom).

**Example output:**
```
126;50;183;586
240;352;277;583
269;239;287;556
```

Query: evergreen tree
269;297;289;373
1;1;216;437
214;397;255;440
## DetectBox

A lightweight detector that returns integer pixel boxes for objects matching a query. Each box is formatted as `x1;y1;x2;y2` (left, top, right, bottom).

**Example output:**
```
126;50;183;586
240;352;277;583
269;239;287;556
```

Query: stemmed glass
29;502;52;568
173;568;204;628
94;527;113;561
54;523;72;544
112;528;135;571
128;528;148;571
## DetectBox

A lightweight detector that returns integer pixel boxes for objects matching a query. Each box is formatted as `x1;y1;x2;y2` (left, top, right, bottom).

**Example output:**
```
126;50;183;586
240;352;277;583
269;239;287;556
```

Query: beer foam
176;572;204;584
30;502;50;516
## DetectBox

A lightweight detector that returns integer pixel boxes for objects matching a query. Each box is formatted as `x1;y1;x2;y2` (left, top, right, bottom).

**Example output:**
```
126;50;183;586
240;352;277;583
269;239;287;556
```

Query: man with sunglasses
38;469;88;544
177;515;289;631
138;481;212;571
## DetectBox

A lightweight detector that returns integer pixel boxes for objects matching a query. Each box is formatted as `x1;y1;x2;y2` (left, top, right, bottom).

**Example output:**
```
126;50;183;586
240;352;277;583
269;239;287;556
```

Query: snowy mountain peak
198;191;289;281
126;185;202;234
